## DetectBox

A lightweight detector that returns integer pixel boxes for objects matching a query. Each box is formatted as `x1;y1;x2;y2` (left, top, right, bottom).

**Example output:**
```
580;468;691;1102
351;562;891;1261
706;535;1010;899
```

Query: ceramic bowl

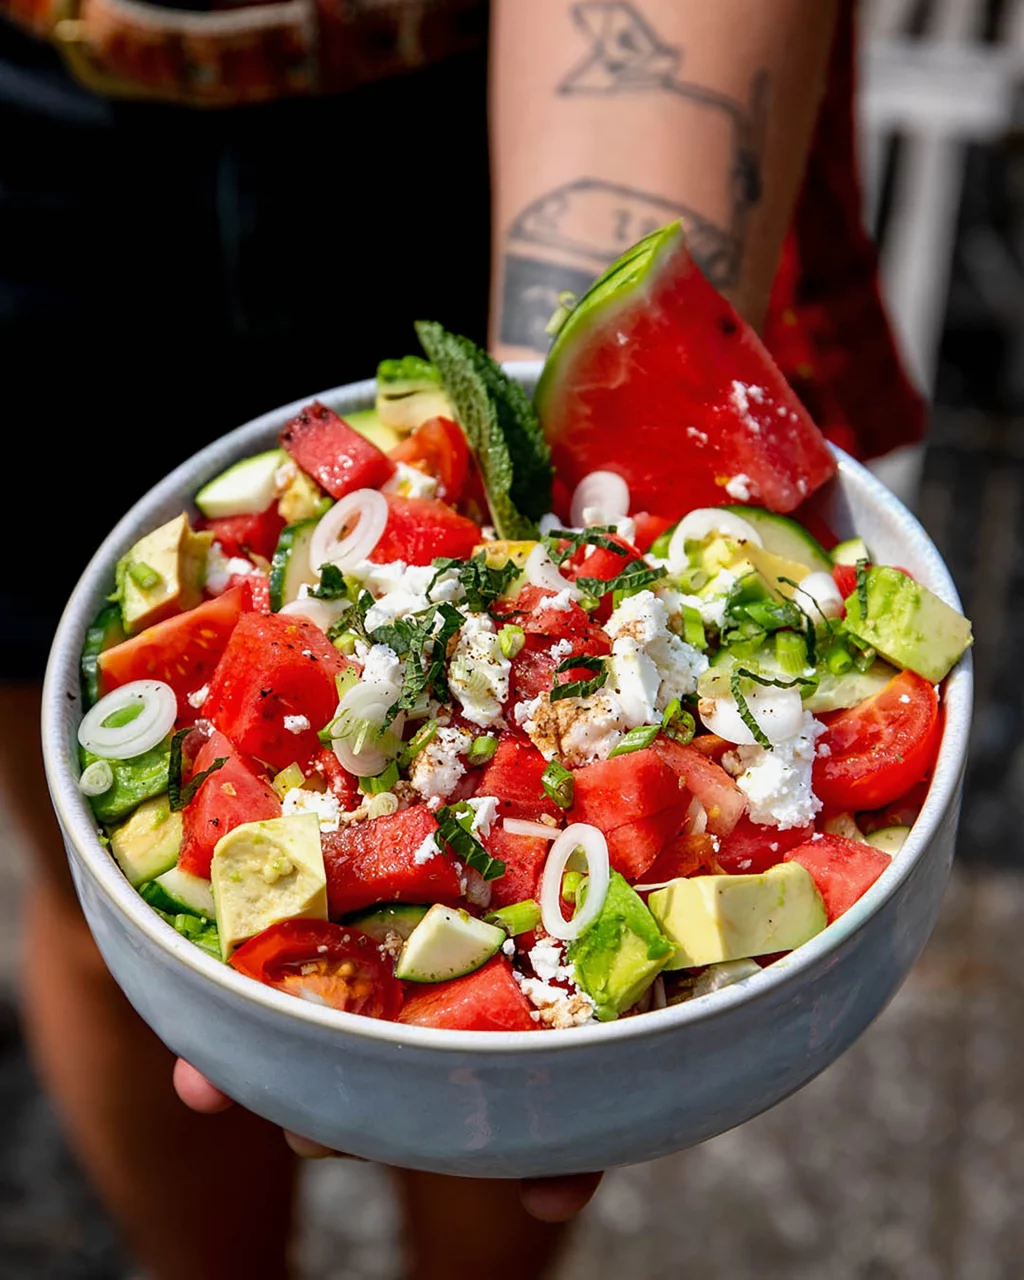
41;365;972;1178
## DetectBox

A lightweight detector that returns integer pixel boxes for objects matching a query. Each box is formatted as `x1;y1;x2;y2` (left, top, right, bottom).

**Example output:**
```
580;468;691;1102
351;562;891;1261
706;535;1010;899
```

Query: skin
3;3;838;1277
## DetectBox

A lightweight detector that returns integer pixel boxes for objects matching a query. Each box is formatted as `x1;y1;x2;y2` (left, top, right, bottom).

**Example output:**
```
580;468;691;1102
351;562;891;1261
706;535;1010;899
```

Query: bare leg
2;683;300;1280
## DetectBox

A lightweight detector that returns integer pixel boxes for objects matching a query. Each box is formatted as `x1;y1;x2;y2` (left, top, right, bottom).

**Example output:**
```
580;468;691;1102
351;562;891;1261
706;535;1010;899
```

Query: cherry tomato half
390;416;470;504
230;920;403;1020
812;670;942;812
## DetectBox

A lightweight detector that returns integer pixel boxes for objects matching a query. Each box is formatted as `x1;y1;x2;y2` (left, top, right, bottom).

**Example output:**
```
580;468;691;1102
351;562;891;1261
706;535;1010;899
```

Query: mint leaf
415;321;553;538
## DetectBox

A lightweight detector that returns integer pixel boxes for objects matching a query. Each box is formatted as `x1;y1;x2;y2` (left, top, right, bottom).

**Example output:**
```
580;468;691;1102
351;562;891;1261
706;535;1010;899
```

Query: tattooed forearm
498;1;770;354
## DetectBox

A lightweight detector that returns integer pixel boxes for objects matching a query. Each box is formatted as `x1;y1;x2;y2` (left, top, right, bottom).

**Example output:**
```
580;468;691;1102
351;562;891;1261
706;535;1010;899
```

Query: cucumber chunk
723;506;832;574
269;518;320;611
395;904;506;983
345;408;403;454
154;865;216;917
830;537;870;566
110;796;182;886
344;903;429;944
865;825;911;854
195;449;286;520
707;646;898;714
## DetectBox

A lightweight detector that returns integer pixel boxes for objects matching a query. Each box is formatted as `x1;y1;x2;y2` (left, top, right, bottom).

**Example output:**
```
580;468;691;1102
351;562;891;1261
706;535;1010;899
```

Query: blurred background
3;0;1024;1275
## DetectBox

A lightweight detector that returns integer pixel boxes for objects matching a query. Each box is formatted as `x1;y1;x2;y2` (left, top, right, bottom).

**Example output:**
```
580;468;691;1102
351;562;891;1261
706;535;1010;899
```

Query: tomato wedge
230;920;403;1019
813;670;941;811
389;416;471;504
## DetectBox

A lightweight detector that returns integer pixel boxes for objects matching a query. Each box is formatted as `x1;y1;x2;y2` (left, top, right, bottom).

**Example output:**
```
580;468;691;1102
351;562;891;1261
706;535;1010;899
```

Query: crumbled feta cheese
549;638;574;661
408;725;473;803
412;830;440;864
605;591;708;711
448;613;511;728
205;542;259;596
283;715;311;734
514;974;596;1028
281;787;342;833
351;560;462;630
502;938;516;957
730;381;766;435
730;711;825;830
528;937;575;985
725;473;754;502
383;461;438;500
899;694;911;704
521;690;630;765
465;795;500;839
606;638;661;724
686;426;709;445
616;516;637;545
187;685;209;710
533;589;574;613
816;742;832;758
359;643;402;690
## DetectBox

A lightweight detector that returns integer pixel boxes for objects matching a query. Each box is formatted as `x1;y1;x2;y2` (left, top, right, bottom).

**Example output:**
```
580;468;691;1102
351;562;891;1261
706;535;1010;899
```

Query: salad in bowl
68;223;972;1036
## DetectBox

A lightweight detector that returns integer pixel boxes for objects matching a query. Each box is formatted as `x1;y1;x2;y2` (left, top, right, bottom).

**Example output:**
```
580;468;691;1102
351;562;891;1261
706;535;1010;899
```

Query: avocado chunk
110;795;182;886
211;813;327;959
648;862;827;970
81;738;172;824
567;871;674;1021
395;904;505;983
115;513;212;636
842;565;972;683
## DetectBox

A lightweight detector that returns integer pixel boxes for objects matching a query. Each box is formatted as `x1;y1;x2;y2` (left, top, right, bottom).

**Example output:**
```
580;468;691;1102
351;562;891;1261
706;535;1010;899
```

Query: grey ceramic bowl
41;364;972;1178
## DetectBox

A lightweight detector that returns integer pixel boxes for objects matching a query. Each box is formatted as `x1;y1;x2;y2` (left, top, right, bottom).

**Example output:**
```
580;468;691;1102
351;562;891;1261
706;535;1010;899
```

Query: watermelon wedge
535;222;837;518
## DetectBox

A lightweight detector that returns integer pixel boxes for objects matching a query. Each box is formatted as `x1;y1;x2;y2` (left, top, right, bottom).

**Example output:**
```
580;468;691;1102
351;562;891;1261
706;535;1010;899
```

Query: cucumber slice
344;903;429;944
109;796;182;887
704;648;898;714
723;506;832;574
345;408;403;454
864;825;910;854
195;449;286;520
830;537;871;566
268;518;320;611
154;865;216;917
80;602;126;708
395;904;506;983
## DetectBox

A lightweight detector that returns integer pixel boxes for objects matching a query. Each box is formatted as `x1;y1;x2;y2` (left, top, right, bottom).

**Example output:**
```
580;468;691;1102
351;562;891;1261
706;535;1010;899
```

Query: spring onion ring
503;818;560;841
310;489;388;575
539;823;610;942
570;471;630;529
77;680;177;760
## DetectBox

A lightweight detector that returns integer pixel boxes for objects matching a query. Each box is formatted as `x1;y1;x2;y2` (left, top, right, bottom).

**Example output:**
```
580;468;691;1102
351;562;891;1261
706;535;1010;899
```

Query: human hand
173;1059;603;1223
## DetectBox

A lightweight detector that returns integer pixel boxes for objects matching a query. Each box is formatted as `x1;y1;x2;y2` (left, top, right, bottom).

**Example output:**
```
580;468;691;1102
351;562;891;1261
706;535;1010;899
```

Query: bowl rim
41;363;973;1056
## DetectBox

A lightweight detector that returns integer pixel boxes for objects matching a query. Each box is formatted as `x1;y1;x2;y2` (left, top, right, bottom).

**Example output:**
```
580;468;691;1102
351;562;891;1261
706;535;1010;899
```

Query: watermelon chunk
481;823;552;909
569;749;683;834
536;222;837;518
321;804;464;918
784;833;891;923
397;957;537;1031
369;494;480;566
715;816;813;876
279;400;395;499
476;732;561;822
179;730;282;879
605;801;690;881
652;738;746;836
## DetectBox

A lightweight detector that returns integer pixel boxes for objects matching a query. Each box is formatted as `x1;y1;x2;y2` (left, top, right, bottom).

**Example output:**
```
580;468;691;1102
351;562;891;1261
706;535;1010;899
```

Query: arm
489;0;838;357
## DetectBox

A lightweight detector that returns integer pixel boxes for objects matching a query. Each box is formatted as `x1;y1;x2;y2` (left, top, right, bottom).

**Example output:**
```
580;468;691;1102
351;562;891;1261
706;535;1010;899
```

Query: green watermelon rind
535;221;684;413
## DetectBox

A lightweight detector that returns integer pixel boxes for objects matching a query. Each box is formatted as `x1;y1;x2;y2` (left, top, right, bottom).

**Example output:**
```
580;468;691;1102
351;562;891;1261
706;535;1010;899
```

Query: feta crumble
187;685;209;710
383;461;438;501
448;613;511;728
283;715;311;734
724;473;754;502
408;725;473;804
281;787;342;833
727;711;826;830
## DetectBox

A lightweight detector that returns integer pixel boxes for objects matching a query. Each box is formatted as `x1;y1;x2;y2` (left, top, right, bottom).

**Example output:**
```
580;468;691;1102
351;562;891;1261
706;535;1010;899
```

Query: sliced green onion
467;734;499;766
102;702;144;730
499;624;525;659
678;566;709;593
775;631;808;677
856;558;870;617
128;561;162;592
541;759;574;809
271;761;305;800
367;791;399;819
398;720;437;768
826;643;853;676
484;899;542;936
332;631;358;656
680;603;706;650
662;698;696;745
78;760;114;797
561;870;584;903
609;724;660;757
359;759;400;795
435;805;505;881
335;667;359;700
649;523;677;559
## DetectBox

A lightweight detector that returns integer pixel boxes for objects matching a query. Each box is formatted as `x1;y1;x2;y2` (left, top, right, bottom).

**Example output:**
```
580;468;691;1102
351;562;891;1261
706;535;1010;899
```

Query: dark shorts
0;21;491;677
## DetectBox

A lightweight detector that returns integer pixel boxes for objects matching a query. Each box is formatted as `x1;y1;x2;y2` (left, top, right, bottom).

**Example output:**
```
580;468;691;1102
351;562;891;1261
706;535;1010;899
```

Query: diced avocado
865;825;911;854
723;506;832;574
830;536;871;566
115;513;212;636
277;466;330;524
474;540;537;570
648;862;827;969
742;543;818;602
211;813;328;959
395;904;505;982
344;408;403;453
344;903;429;944
566;871;674;1021
81;738;172;824
843;565;973;683
194;449;287;520
154;865;216;917
80;603;126;708
110;795;182;886
268;519;320;611
804;660;900;714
